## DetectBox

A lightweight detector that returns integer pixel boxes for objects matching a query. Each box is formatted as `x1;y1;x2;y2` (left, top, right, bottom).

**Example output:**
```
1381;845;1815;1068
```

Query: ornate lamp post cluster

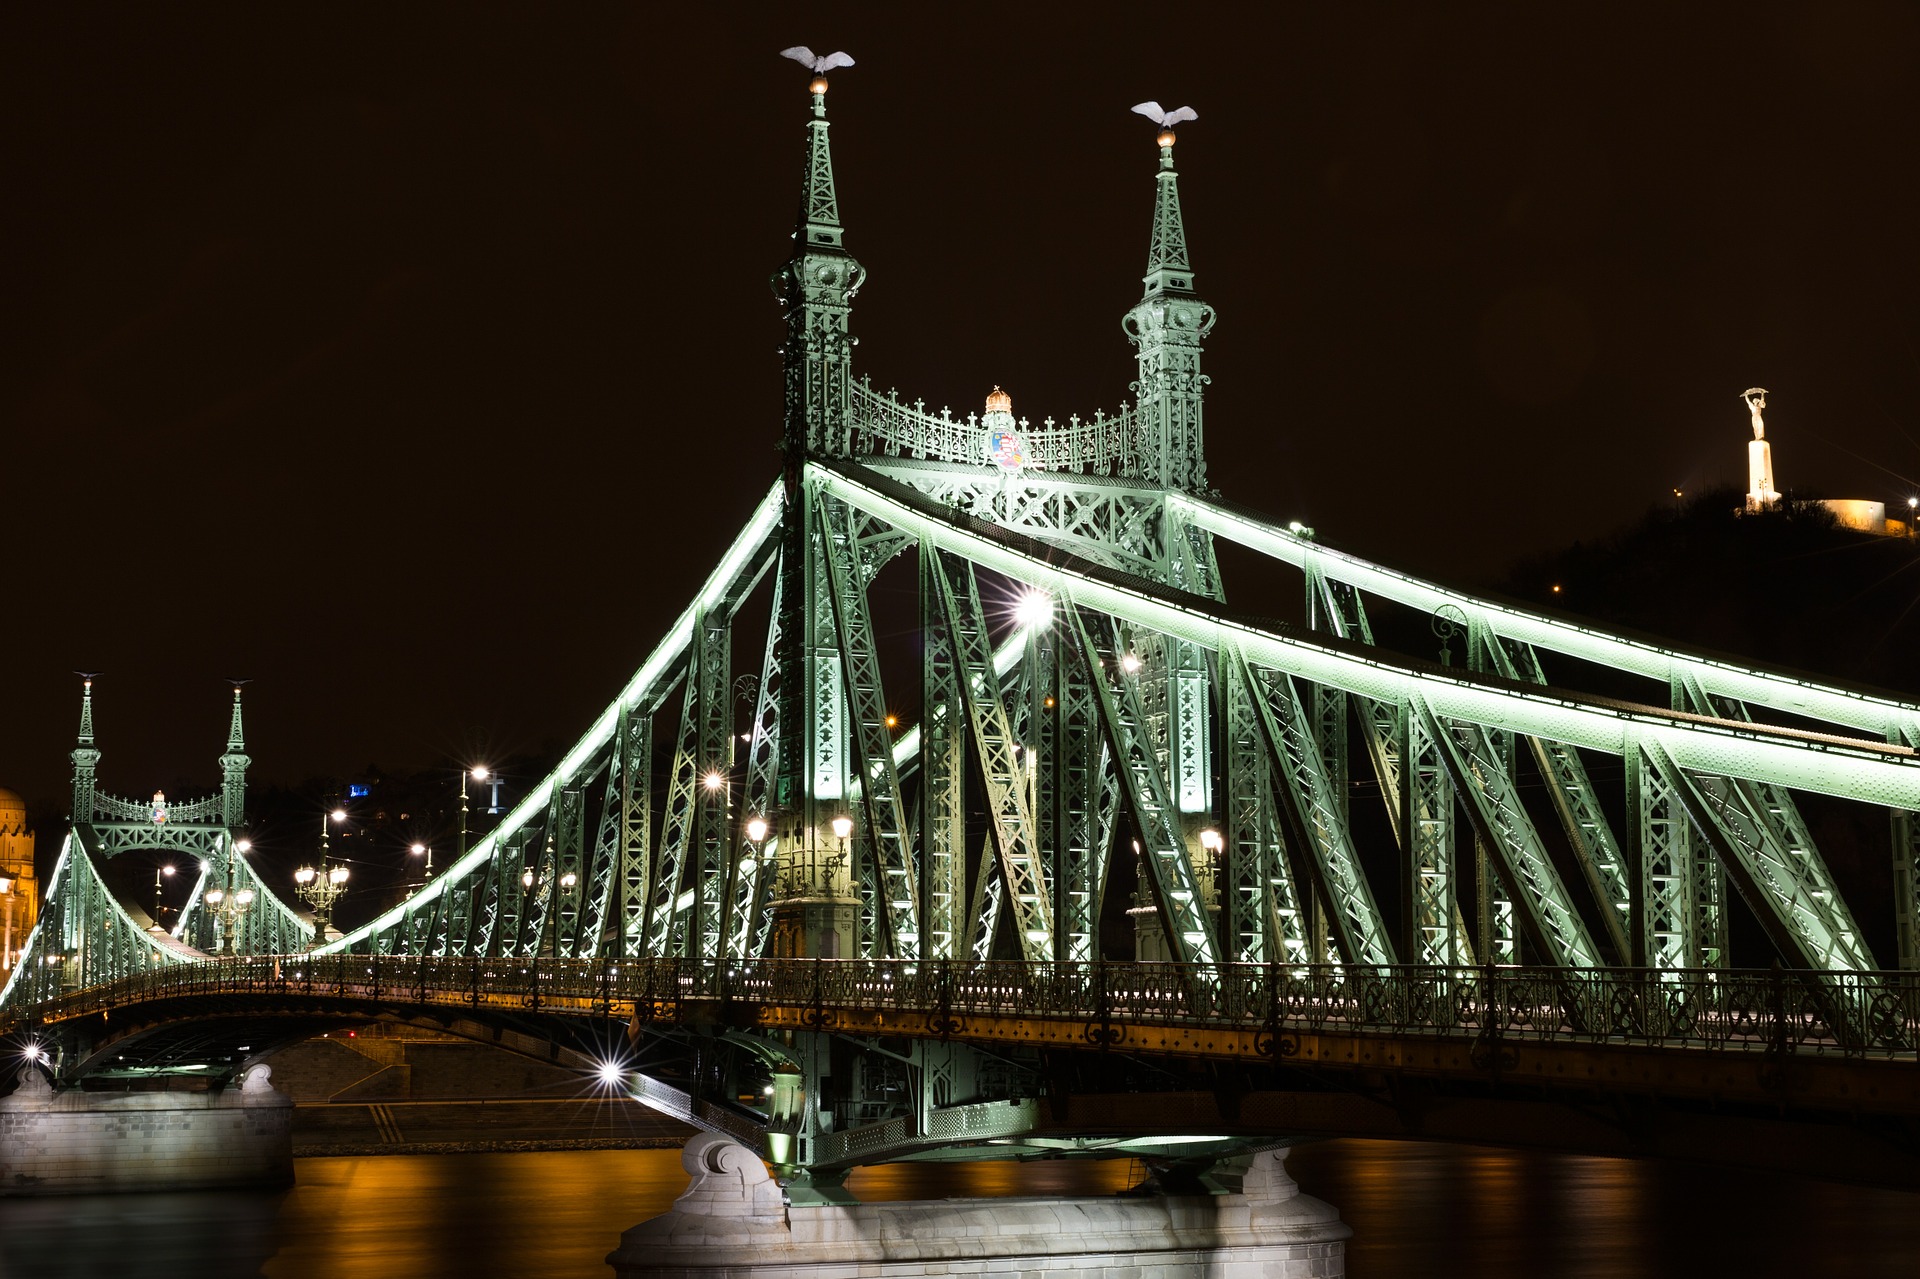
204;838;255;954
293;810;350;943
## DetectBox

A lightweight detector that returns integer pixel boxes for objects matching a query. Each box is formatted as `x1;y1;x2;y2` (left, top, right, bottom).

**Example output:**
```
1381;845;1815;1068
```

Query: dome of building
0;788;25;837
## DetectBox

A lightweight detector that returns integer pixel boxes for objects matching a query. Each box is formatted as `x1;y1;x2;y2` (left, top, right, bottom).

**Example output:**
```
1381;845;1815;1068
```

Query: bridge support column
0;1064;292;1196
609;1134;1349;1277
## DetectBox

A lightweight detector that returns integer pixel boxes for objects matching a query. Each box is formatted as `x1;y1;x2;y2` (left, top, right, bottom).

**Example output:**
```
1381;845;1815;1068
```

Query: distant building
0;788;37;975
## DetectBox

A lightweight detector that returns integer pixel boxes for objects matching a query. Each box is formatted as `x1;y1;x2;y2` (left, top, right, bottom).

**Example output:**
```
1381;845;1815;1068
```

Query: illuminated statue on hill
1744;387;1780;511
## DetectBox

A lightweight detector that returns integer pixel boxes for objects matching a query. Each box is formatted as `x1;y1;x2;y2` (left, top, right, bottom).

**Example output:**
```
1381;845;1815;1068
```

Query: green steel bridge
6;64;1920;1190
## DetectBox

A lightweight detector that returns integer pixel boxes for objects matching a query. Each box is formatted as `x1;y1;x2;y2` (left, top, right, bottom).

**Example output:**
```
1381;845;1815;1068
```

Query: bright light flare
410;843;427;856
745;817;769;843
235;840;252;854
594;1059;627;1088
1120;653;1142;674
471;766;491;781
1013;590;1054;630
330;808;348;822
703;771;725;792
830;816;853;840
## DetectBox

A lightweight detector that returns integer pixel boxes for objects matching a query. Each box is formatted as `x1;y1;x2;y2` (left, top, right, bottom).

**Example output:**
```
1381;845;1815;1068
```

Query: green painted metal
820;497;921;958
1072;606;1217;967
1123;137;1213;492
15;69;1920;1105
931;551;1056;963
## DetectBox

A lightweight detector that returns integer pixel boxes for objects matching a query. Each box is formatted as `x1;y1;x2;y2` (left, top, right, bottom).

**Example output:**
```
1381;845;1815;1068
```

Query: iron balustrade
10;959;1918;1062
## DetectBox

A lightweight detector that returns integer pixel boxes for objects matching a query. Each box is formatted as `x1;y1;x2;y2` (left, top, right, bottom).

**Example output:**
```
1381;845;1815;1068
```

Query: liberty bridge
4;57;1920;1271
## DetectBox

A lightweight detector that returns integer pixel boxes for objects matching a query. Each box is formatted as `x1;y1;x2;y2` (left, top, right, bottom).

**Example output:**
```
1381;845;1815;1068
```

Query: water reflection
0;1141;1913;1279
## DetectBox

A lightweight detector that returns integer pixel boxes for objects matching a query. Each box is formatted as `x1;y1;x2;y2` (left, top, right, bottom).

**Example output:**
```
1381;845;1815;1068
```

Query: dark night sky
5;3;1918;816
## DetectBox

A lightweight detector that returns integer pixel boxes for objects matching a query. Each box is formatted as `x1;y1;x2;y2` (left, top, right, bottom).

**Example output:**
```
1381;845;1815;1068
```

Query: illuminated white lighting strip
318;483;788;954
1171;492;1920;742
821;466;1920;810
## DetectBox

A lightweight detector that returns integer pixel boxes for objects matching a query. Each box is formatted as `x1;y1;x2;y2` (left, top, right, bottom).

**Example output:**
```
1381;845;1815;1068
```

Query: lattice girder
1231;648;1395;968
1417;700;1601;969
931;551;1057;963
820;499;922;959
1071;607;1218;967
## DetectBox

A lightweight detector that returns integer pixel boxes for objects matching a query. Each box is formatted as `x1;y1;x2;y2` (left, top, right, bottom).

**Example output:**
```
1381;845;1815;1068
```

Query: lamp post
294;810;351;944
203;853;257;956
152;863;176;928
828;815;852;889
459;767;490;862
410;842;432;887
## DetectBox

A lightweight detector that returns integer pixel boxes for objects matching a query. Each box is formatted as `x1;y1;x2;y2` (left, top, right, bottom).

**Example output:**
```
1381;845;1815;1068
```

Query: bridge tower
69;677;99;823
1124;122;1216;494
220;686;250;829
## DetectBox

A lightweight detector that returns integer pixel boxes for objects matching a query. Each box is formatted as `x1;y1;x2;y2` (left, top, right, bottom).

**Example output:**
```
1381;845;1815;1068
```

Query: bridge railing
11;958;1917;1061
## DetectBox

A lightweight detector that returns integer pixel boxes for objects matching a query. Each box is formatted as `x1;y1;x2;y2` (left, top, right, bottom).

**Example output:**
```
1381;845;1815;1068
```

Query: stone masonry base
0;1063;293;1196
608;1134;1348;1278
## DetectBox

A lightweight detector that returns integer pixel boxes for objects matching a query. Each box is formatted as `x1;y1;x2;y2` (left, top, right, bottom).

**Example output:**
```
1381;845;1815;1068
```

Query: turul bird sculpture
1131;101;1198;128
781;47;855;74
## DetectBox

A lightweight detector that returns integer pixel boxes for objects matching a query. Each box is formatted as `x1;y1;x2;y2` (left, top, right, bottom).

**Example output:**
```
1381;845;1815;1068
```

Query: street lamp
203;880;257;955
152;863;176;928
294;810;351;944
460;767;490;862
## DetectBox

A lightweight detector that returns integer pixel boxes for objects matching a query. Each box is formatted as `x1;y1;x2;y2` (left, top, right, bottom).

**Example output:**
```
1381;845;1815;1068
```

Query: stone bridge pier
0;1063;293;1196
608;1132;1349;1278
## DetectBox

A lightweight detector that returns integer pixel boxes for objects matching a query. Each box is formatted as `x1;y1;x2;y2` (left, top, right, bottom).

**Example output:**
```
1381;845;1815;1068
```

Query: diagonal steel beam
931;551;1055;963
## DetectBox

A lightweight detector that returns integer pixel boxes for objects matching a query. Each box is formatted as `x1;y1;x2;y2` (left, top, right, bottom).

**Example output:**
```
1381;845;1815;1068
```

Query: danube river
1;1140;1915;1278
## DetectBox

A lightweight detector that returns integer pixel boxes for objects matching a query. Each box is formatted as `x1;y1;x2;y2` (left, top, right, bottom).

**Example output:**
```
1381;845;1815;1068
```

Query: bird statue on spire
1132;100;1198;146
781;46;855;74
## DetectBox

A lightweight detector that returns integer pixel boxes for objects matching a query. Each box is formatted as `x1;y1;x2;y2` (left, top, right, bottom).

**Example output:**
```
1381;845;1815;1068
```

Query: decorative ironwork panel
1399;707;1462;967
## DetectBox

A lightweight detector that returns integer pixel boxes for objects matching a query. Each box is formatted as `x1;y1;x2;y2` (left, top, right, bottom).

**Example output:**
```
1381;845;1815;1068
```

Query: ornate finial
985;386;1012;415
73;672;99;746
780;46;854;110
1742;387;1769;441
225;682;249;752
1131;101;1198;166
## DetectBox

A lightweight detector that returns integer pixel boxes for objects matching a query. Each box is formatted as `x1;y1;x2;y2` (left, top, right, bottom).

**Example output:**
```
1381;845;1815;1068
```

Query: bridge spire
773;50;865;465
1123;106;1215;492
220;684;251;828
70;676;100;823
